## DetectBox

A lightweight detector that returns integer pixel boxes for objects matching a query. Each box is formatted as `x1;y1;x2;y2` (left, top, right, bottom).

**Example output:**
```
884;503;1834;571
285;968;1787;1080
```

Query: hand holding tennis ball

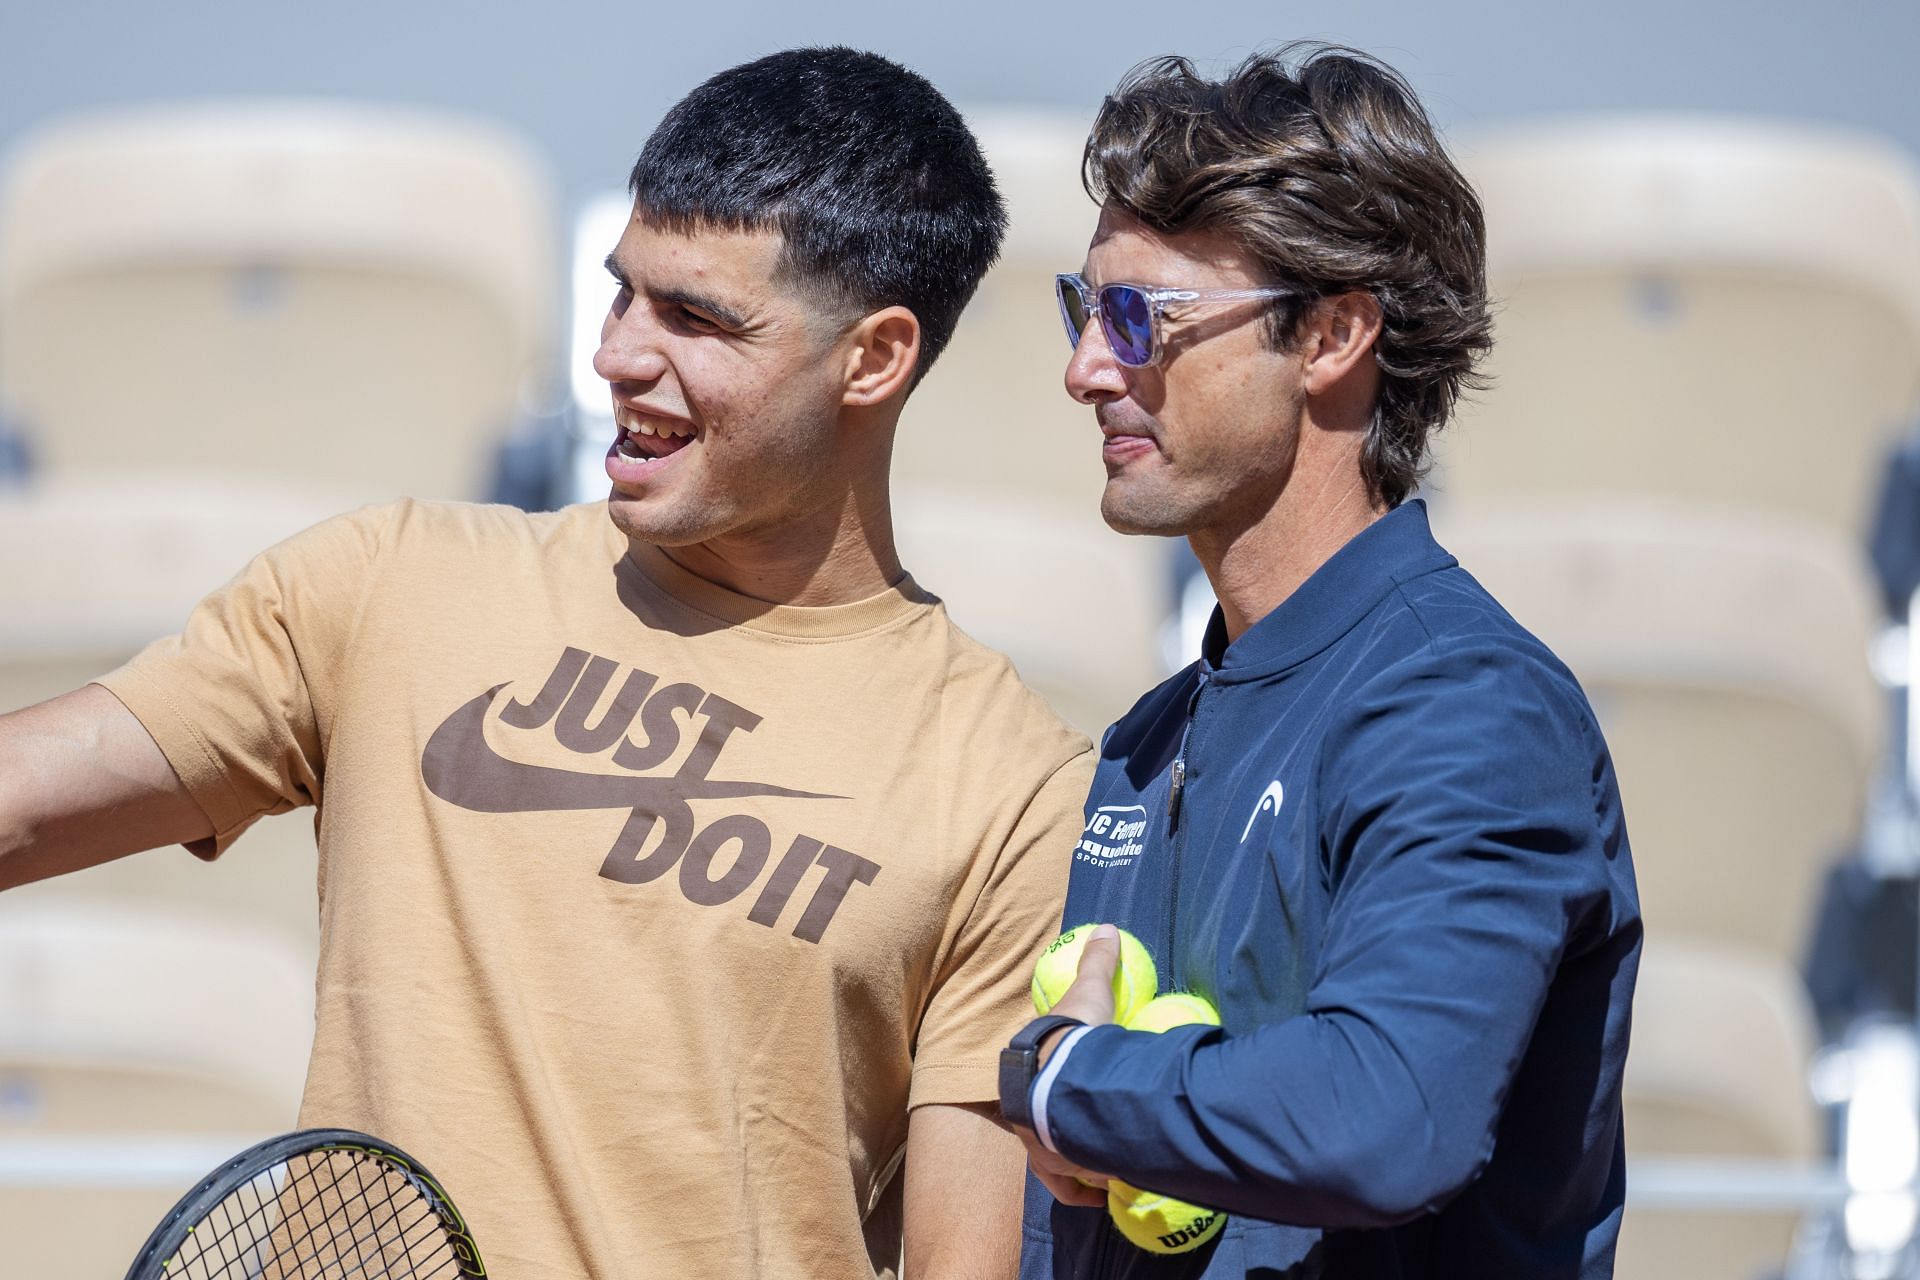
1030;923;1158;1024
1023;926;1226;1253
1107;990;1228;1255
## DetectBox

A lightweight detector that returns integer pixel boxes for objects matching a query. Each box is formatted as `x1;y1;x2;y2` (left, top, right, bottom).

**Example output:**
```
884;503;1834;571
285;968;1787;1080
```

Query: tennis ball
1125;992;1220;1034
1106;989;1227;1253
1031;924;1158;1024
1107;1179;1227;1254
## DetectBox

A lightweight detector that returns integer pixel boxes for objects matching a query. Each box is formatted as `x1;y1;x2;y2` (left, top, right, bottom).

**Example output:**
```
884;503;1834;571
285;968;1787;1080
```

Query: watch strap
999;1014;1086;1130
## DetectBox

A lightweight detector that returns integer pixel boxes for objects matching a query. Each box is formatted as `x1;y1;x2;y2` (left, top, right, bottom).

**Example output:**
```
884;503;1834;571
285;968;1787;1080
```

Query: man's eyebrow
653;286;750;331
602;254;749;329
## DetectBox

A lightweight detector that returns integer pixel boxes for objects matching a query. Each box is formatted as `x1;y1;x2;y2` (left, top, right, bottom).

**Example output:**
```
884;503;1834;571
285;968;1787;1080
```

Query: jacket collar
1199;499;1457;680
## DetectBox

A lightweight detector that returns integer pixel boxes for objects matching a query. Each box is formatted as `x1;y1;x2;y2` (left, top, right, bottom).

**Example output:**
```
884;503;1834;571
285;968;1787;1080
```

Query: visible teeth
616;409;695;439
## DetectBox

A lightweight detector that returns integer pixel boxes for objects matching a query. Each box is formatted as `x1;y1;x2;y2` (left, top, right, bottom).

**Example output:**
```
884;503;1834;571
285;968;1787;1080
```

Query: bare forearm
903;1101;1024;1278
0;685;211;889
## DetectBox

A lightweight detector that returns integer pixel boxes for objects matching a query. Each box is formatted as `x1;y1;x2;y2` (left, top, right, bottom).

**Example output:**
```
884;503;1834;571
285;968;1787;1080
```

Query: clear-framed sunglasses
1055;272;1298;368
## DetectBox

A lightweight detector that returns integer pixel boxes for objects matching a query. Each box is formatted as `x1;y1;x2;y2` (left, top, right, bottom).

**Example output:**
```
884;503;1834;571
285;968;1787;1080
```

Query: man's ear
842;306;922;407
1301;291;1384;397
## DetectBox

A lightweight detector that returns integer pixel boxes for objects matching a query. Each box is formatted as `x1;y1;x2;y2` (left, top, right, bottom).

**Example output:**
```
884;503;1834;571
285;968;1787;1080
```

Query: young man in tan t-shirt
0;49;1092;1278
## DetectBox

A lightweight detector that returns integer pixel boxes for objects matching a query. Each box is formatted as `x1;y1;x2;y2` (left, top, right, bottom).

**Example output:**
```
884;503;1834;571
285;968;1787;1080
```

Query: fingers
1049;923;1120;1024
1076;925;1121;984
1013;1124;1117;1208
1034;1164;1110;1209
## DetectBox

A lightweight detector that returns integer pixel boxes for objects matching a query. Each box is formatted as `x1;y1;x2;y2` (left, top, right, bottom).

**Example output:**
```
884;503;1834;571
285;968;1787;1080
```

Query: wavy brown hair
1084;45;1492;507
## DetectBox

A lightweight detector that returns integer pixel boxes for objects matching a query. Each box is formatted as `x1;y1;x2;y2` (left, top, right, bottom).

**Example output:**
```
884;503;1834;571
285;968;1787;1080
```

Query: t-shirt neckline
617;540;936;640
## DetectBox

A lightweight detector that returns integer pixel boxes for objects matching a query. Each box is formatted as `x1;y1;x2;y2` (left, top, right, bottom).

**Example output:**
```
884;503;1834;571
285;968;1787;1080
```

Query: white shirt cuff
1032;1024;1095;1154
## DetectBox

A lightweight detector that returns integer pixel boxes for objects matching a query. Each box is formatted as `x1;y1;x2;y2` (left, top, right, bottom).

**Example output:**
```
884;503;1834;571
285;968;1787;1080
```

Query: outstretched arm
0;684;211;890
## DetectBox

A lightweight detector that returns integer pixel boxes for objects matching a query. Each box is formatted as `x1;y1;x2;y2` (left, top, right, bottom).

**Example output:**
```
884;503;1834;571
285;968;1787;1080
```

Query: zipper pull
1168;757;1187;826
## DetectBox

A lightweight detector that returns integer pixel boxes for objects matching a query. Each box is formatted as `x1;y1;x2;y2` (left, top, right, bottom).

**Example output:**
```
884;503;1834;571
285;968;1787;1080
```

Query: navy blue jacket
1021;501;1640;1279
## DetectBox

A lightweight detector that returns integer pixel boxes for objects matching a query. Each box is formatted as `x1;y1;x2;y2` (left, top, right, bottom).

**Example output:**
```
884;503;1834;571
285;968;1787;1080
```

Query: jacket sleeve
1038;641;1627;1228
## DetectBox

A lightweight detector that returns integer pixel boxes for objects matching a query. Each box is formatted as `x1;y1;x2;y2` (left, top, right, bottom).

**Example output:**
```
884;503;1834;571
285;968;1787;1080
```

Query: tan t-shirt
98;499;1093;1279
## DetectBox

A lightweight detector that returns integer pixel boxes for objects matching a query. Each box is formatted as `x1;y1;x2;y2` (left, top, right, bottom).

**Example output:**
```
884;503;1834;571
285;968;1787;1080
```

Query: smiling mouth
613;406;698;460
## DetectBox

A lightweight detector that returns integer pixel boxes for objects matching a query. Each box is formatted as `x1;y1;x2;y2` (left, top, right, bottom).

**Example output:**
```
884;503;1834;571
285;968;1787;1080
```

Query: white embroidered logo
1076;805;1148;869
1241;781;1286;842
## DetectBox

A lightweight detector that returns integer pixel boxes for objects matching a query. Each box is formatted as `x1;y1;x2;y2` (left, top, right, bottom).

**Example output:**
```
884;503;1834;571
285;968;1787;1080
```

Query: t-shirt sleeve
907;746;1095;1109
94;505;392;858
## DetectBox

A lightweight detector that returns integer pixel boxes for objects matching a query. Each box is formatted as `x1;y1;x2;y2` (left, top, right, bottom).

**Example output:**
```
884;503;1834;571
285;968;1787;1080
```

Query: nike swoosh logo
421;684;844;814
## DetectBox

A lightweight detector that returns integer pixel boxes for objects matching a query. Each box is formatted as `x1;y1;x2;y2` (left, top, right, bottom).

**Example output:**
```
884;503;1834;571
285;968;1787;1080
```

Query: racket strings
155;1148;465;1278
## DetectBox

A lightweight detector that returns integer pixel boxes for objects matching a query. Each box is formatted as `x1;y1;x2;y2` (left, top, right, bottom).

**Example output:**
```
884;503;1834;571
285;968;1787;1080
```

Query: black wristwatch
999;1014;1086;1130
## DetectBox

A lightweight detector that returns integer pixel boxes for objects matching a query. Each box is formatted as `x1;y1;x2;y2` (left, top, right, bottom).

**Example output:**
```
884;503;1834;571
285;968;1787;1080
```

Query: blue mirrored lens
1102;285;1154;365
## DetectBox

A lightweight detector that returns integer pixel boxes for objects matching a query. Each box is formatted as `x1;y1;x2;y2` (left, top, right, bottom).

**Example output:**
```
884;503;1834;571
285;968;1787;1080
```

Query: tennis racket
123;1128;485;1279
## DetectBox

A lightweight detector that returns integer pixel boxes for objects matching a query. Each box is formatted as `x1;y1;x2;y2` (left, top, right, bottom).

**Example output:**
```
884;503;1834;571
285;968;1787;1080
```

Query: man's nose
1064;320;1127;406
593;309;669;387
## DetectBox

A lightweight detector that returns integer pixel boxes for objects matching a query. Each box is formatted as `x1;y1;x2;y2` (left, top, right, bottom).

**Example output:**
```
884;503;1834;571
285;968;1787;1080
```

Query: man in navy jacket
998;46;1641;1278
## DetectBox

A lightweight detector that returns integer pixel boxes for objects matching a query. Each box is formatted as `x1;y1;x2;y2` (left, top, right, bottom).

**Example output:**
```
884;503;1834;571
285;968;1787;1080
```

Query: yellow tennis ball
1124;992;1220;1033
1031;924;1158;1024
1106;991;1227;1252
1107;1179;1226;1254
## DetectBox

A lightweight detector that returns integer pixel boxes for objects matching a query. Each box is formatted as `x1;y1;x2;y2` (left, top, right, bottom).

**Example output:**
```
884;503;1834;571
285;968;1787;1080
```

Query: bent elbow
1362;1164;1484;1226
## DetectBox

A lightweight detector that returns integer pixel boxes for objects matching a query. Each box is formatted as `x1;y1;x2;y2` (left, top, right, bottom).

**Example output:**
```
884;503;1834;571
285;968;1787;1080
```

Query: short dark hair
1085;45;1493;507
629;47;1006;383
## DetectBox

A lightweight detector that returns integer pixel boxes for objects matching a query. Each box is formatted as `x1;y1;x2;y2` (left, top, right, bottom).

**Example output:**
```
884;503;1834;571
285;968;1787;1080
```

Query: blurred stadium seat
0;902;310;1126
1437;116;1920;540
1438;499;1883;961
0;101;558;505
1620;938;1823;1279
0;902;310;1274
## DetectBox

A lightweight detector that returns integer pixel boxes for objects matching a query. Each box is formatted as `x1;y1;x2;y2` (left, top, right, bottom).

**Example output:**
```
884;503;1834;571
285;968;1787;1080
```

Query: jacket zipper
1092;674;1209;1272
1164;671;1208;975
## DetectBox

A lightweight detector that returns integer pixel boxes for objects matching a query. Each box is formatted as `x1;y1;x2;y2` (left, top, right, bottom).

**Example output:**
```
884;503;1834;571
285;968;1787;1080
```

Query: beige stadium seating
1437;116;1920;540
1619;939;1823;1280
1437;499;1883;962
0;902;312;1276
0;101;557;505
0;476;334;952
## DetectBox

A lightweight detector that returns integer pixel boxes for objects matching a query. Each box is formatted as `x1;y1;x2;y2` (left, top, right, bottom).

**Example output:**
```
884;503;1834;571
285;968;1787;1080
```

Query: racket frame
121;1127;486;1279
